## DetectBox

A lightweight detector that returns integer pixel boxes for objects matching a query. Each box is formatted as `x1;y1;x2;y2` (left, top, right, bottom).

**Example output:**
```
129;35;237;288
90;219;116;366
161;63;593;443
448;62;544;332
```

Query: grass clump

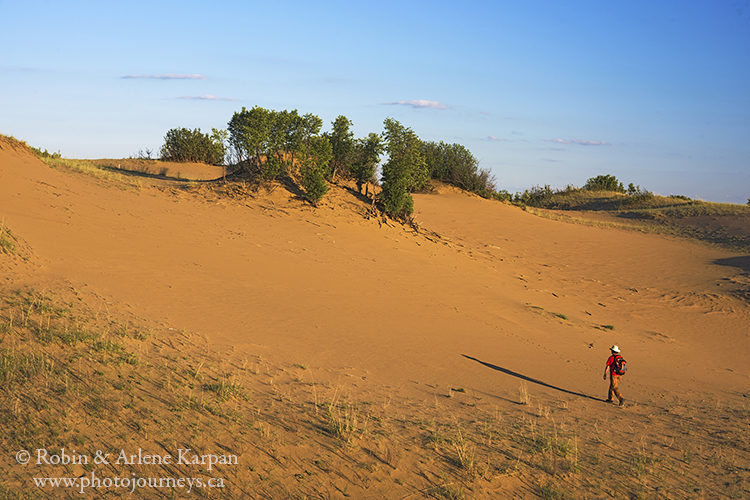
0;350;55;388
203;377;246;401
0;222;17;255
327;402;363;444
36;326;99;346
538;481;573;500
451;427;477;474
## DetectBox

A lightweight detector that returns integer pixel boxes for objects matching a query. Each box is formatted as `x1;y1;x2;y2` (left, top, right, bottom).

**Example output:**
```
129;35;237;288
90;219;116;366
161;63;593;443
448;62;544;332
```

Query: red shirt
606;355;622;375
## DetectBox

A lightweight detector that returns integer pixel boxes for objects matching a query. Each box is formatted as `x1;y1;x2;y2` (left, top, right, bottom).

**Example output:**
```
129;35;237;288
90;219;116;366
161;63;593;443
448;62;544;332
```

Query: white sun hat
610;345;620;353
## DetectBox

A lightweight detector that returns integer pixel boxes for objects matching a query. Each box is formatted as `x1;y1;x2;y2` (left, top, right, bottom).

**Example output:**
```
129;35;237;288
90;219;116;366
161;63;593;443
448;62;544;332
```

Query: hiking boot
605;399;613;403
619;399;625;406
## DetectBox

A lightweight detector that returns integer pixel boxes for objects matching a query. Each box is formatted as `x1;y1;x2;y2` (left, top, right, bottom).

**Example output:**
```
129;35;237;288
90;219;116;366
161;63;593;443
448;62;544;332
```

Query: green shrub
351;133;383;194
328;115;355;180
380;118;425;218
160;127;226;165
31;146;61;159
423;141;495;196
583;174;625;193
514;185;554;206
300;136;332;205
493;190;512;202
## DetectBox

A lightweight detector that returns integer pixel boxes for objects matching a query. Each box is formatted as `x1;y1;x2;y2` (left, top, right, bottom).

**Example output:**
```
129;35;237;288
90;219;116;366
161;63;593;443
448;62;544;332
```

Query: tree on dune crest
351;133;383;195
327;115;354;181
380;118;426;219
300;135;332;205
227;106;273;175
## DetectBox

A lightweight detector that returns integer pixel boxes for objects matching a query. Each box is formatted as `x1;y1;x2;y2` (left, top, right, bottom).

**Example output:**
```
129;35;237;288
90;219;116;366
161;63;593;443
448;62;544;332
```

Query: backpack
613;355;627;375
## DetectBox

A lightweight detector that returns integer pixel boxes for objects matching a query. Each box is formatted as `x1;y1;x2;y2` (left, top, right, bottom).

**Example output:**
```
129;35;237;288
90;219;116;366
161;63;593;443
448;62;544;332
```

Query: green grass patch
36;326;99;346
0;350;55;388
203;377;246;401
0;223;17;255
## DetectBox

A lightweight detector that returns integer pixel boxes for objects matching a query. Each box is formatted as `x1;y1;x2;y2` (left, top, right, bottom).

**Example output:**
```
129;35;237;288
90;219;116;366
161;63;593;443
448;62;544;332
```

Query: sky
1;0;749;203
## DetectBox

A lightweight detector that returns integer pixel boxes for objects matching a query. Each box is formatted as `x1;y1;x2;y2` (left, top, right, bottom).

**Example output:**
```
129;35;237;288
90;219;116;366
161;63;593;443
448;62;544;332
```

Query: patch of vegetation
327;401;363;444
583;174;625;193
423;141;496;198
350;133;383;195
31;146;62;159
511;176;750;250
160;127;226;165
538;481;573;500
0;222;17;255
35;156;142;188
203;377;247;401
300;136;332;205
379;118;426;218
0;350;56;389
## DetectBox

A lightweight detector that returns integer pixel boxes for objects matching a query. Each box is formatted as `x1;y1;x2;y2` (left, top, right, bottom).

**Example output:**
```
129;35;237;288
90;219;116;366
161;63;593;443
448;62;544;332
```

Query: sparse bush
583;174;625;193
160;127;226;165
515;185;554;207
493;190;512;202
31;146;61;159
136;148;153;160
423;141;495;196
622;184;654;207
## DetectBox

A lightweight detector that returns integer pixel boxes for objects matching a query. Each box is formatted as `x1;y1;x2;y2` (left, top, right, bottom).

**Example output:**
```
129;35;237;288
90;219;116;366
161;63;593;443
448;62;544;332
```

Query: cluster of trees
160;107;494;215
160;127;226;165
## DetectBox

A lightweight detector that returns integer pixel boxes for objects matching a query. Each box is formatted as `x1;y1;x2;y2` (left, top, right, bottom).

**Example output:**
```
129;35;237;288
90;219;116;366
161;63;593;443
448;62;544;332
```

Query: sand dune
1;137;748;497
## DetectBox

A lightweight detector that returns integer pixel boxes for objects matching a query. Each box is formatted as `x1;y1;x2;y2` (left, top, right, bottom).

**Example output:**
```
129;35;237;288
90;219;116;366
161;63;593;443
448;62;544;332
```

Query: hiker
603;345;626;406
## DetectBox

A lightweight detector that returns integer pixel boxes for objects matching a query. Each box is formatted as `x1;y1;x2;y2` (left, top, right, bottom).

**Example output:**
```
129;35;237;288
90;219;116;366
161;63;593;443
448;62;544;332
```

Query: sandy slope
2;141;747;397
1;138;748;496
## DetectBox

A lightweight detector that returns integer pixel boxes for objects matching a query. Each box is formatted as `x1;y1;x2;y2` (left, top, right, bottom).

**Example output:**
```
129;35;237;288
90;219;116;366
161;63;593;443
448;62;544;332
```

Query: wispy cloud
177;94;236;101
485;135;508;142
382;99;449;109
122;73;207;80
550;138;609;146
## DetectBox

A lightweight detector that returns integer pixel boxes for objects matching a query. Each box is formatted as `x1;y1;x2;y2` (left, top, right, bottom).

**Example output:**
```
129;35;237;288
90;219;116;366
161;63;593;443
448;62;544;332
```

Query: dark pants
608;374;624;402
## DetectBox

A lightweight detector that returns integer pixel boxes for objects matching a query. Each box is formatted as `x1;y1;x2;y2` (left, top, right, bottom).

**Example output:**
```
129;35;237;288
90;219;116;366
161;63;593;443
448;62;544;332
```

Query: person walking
603;345;626;406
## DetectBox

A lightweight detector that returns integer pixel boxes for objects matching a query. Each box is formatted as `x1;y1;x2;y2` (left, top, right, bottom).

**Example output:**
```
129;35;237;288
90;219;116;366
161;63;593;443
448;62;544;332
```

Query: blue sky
1;0;748;202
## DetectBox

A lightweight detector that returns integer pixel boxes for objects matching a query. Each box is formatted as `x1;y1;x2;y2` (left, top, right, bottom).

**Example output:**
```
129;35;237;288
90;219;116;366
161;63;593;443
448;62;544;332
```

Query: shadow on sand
462;354;604;402
98;164;233;183
714;256;750;273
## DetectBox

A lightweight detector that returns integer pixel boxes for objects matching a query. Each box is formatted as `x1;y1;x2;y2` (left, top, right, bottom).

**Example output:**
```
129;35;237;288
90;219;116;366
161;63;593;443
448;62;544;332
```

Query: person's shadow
462;354;605;402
